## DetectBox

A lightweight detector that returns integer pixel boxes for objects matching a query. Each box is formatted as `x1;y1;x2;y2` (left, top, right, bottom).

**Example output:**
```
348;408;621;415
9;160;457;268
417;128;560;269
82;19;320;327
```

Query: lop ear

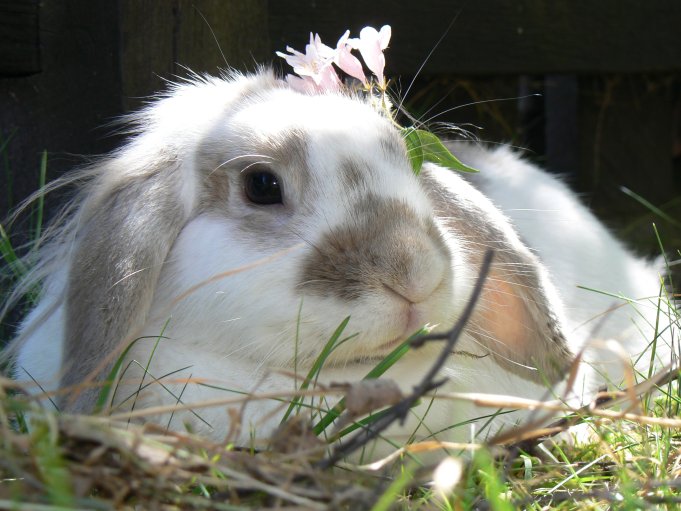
422;165;574;384
59;155;193;412
468;247;573;384
54;71;287;412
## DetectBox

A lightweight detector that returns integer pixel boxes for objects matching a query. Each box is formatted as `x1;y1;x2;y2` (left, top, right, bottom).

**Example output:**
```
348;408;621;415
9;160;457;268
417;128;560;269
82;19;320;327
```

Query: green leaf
401;127;479;175
416;129;479;173
402;127;424;175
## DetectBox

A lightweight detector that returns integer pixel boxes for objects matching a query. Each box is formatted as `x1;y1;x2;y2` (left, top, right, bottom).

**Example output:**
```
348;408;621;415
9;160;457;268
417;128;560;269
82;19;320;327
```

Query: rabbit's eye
244;170;283;205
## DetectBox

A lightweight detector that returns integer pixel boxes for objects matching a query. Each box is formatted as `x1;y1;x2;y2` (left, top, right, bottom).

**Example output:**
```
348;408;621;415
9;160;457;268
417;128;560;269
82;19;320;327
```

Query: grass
2;153;681;509
2;361;681;509
0;145;47;345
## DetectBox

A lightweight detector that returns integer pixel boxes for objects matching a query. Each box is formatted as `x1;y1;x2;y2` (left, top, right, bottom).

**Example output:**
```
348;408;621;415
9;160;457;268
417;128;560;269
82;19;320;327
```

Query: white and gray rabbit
5;70;674;453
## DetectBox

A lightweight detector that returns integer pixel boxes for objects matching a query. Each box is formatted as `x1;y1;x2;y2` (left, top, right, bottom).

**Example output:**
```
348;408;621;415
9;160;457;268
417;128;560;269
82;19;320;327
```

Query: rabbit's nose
380;233;448;305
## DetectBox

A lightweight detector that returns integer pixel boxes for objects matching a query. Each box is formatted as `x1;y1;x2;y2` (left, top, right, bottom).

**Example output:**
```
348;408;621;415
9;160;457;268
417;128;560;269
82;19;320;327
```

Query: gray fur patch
379;132;408;164
339;158;367;191
198;127;312;215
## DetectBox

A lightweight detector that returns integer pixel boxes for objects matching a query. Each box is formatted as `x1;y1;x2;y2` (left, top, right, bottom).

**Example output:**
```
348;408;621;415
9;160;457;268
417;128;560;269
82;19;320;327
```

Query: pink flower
276;25;392;93
334;30;367;85
276;33;341;92
349;25;391;87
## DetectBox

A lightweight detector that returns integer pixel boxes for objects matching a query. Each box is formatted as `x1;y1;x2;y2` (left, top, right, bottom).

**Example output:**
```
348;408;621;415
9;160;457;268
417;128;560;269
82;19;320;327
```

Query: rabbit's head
16;70;573;412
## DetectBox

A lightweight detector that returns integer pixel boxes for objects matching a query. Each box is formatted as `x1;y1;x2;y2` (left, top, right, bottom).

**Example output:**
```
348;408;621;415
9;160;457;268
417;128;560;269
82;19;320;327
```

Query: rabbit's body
457;144;665;351
8;71;671;452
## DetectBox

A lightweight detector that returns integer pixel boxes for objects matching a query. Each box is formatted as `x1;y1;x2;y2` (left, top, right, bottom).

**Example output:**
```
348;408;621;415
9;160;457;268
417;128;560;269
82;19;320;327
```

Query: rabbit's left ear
422;164;574;385
468;249;574;384
59;155;193;412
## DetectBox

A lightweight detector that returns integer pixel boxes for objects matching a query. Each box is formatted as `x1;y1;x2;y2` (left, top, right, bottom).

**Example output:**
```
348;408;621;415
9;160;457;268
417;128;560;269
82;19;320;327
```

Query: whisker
209;154;274;176
193;6;229;68
395;15;460;119
421;94;542;127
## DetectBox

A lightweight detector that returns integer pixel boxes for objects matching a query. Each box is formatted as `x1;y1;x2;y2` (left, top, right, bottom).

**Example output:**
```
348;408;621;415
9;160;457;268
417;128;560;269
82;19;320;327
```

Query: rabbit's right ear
58;152;194;412
53;71;287;412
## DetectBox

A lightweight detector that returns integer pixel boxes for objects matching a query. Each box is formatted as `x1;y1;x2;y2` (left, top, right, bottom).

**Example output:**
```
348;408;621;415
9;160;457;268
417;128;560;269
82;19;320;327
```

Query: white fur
8;71;675;457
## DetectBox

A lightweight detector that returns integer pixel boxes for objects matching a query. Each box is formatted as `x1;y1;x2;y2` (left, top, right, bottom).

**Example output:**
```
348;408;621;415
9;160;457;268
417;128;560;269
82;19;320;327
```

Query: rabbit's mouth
376;335;405;352
373;305;429;353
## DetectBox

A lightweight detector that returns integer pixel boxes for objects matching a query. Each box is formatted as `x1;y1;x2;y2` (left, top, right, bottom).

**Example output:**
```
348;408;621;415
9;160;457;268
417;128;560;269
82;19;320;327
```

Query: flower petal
335;30;367;84
354;26;390;86
378;25;391;50
314;64;342;91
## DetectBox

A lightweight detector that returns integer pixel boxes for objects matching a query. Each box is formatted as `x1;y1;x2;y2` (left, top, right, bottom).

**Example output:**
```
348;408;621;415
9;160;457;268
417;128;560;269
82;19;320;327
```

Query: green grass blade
1;129;16;209
312;327;424;436
331;406;397;440
129;320;171;415
621;186;681;228
294;299;303;394
474;449;514;511
280;316;350;424
653;221;675;297
0;223;28;279
32;150;48;248
369;462;417;511
363;328;421;379
0;130;15;154
167;372;192;431
33;422;75;508
94;330;170;413
19;368;60;412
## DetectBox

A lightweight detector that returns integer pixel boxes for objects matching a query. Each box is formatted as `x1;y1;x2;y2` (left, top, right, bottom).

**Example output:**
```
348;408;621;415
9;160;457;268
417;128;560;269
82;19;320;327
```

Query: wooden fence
1;0;680;250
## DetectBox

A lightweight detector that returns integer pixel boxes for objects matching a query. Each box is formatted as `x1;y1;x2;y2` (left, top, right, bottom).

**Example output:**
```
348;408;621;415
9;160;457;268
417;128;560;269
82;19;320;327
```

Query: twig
490;362;681;450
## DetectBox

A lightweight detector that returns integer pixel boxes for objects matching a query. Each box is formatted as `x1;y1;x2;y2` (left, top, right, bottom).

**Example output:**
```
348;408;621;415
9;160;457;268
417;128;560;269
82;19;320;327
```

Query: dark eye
244;169;283;205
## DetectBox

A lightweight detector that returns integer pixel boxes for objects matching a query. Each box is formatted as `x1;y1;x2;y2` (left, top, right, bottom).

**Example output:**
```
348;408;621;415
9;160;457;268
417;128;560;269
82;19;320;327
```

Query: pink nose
381;236;447;305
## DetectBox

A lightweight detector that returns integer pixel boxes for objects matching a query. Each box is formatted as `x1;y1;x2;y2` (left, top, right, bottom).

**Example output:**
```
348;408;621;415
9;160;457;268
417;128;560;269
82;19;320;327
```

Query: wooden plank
402;75;522;145
0;0;122;215
1;0;271;216
119;0;269;111
174;0;269;75
268;0;681;75
545;75;579;176
119;0;176;110
0;0;40;76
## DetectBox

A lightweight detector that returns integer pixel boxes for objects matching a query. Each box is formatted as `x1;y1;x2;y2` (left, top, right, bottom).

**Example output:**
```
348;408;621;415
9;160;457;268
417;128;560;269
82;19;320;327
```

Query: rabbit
4;69;673;455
